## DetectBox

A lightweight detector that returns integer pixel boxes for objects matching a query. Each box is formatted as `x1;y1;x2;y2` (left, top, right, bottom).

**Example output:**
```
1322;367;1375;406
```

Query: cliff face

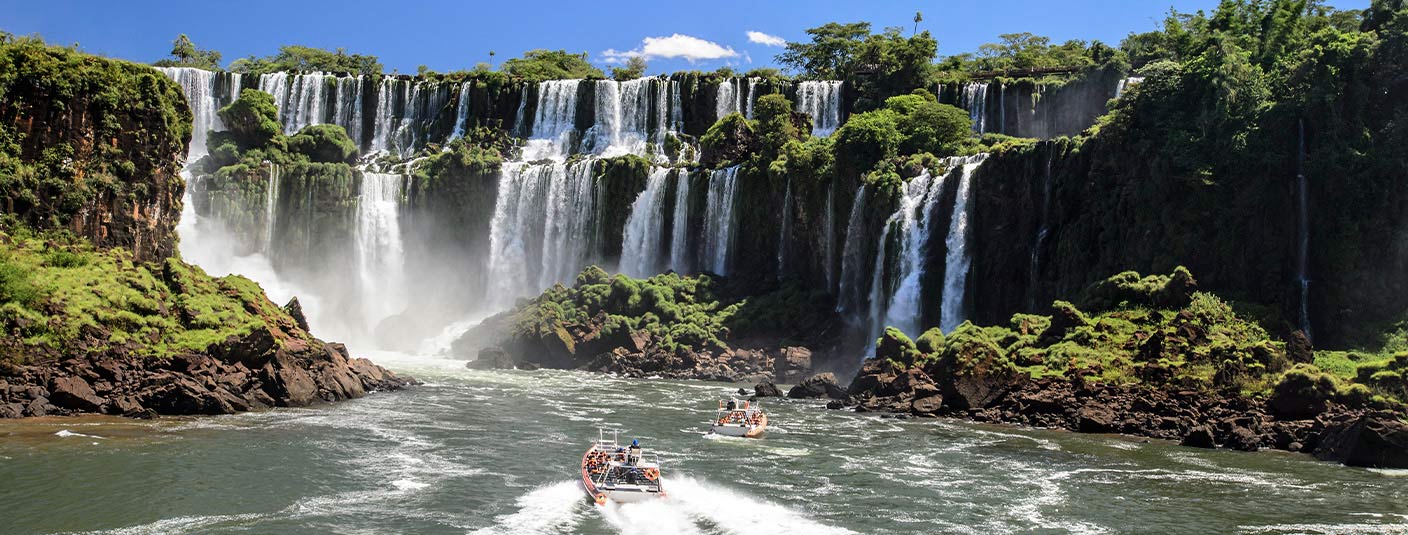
0;39;192;261
968;37;1408;347
0;39;411;418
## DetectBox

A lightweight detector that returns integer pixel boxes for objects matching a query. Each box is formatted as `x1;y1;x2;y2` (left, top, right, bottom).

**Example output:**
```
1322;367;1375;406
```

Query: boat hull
582;445;664;505
710;413;767;438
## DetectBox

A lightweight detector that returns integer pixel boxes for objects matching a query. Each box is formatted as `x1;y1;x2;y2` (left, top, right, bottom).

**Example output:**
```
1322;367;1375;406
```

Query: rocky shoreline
0;332;411;420
769;359;1408;469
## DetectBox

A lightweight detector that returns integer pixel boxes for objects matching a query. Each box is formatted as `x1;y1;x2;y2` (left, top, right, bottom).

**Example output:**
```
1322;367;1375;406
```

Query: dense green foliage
508;267;835;354
502;49;605;82
876;267;1402;408
153;34;222;70
611;56;648;81
0;36;190;253
0;226;307;364
229;45;383;76
777;22;937;111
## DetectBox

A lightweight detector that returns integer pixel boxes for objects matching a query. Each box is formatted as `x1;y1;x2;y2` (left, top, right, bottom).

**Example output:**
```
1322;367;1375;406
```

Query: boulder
754;381;783;398
1181;425;1216;449
787;373;848;400
1314;413;1408;468
1224;426;1260;452
0;403;24;418
941;373;1011;410
911;394;944;415
469;346;516;370
1076;405;1118;433
49;376;105;412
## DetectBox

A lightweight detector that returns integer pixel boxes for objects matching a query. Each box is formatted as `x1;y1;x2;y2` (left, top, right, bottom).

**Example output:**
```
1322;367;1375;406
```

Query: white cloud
747;31;786;47
601;34;738;64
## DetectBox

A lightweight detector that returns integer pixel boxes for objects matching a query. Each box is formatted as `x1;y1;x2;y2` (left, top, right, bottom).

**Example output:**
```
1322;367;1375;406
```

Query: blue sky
2;0;1371;75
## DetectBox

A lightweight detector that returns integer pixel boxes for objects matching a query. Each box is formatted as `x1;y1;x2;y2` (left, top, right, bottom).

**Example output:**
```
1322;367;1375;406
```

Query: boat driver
628;439;642;465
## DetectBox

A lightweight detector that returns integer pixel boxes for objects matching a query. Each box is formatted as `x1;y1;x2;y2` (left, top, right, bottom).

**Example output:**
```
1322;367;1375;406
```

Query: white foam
55;430;103;440
662;475;857;535
471;480;586;535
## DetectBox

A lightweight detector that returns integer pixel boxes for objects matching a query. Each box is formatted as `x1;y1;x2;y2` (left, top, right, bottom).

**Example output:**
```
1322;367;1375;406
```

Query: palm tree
913;12;924;35
489;50;496;69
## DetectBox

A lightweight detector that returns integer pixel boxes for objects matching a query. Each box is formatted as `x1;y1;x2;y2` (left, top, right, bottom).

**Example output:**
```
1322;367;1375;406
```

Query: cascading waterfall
370;78;452;157
538;161;599;289
485;161;600;304
1296;118;1313;341
524;79;581;160
796;81;843;136
823;182;837;292
262;163;281;255
702;166;740;275
964;82;989;134
940;155;988;332
870;170;944;339
156;67;235;158
777;180;793;277
1029;148;1054;309
450;81;474;140
744;78;760;119
668;172;693;273
836;185;870;317
715;79;741;121
355;172;408;331
620;167;672;277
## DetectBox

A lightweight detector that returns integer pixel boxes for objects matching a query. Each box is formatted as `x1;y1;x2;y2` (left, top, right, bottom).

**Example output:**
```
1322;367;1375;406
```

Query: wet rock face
787;373;848;400
0;330;413;419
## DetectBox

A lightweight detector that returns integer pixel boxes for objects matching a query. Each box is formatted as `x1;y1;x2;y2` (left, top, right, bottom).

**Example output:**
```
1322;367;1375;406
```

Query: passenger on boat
628;439;642;465
726;399;737;411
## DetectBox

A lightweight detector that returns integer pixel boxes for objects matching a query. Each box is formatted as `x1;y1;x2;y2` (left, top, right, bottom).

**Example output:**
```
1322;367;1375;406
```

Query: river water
2;351;1407;535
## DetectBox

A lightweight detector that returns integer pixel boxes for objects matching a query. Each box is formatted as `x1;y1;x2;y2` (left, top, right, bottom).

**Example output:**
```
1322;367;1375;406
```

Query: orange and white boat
580;429;665;505
709;398;768;438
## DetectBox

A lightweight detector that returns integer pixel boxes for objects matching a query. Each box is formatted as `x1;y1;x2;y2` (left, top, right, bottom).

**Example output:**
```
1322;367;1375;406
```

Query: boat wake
471;480;587;535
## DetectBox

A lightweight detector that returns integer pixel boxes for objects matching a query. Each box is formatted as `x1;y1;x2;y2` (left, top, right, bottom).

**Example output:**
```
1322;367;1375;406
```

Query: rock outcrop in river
837;268;1408;468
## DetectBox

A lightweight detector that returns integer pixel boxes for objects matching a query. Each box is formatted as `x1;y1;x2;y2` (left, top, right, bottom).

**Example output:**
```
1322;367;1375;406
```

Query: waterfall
1115;77;1145;99
702;166;740;274
715;79;741;121
796;81;843;136
964;82;989;134
777;179;793;277
998;83;1006;135
1297;119;1313;341
369;78;452;158
871;170;942;338
744;78;760;119
824;182;837;291
668;172;693;273
538;161;598;289
1029;148;1054;309
262;163;281;255
524;79;581;160
620;167;672;277
836;185;869;317
450;81;473;140
940;155;988;332
355;172;407;331
156;67;233;159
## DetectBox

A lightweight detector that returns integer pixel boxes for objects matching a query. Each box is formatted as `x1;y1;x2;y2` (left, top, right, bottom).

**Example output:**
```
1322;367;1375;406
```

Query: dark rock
1181;425;1217;449
912;395;944;415
1314;414;1408;468
787;373;848;399
1225;426;1260;452
0;403;24;418
1076;405;1118;433
283;297;310;332
49;376;105;412
470;344;520;368
24;397;53;417
754;381;783;397
941;373;1011;410
774;347;813;383
826;400;847;410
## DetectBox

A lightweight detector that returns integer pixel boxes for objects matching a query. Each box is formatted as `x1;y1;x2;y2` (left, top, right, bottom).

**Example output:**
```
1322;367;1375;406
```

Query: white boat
580;429;665;505
709;398;768;438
